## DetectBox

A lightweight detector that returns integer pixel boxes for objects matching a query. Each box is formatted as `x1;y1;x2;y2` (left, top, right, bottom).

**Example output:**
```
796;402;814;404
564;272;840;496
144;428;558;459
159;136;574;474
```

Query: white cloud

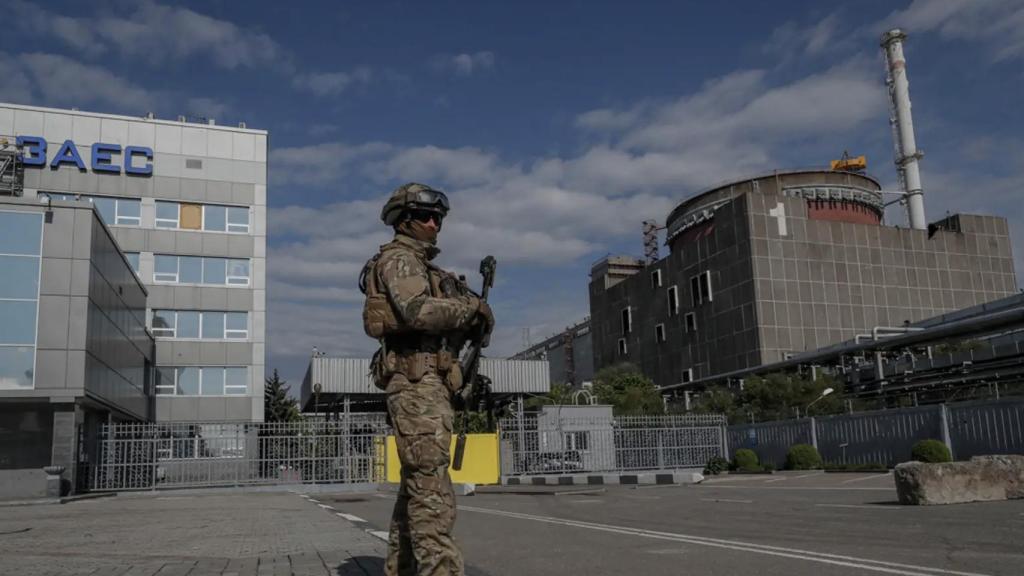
266;59;895;379
13;0;282;70
432;51;496;76
0;52;160;113
292;67;372;97
764;13;848;60
185;96;228;120
879;0;1024;61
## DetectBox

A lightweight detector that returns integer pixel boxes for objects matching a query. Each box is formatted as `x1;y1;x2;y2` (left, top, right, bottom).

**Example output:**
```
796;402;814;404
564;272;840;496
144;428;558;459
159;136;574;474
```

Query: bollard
43;465;66;498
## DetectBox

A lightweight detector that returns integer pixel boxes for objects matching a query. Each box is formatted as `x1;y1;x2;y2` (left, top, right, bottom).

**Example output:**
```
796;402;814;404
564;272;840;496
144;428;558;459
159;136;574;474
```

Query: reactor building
588;30;1018;390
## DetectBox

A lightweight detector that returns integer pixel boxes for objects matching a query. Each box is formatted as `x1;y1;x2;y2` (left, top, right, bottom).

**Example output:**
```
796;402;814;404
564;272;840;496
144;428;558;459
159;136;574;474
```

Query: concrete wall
590;187;1016;388
0;103;267;422
590;194;758;385
746;193;1018;364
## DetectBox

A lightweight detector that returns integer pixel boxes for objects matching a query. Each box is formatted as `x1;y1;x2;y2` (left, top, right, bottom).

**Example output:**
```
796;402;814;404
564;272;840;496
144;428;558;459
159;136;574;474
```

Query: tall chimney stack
881;29;926;230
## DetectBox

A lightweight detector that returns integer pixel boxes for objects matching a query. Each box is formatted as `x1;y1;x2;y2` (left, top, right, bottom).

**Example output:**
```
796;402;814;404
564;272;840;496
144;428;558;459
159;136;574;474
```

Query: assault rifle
452;255;496;471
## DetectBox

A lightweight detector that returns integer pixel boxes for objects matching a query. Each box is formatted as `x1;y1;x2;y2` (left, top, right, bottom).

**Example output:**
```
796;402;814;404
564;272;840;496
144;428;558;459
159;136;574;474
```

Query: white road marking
700;498;753;504
458;505;990;576
307;498;320;504
702;476;769;484
317;504;334;510
764;476;790;483
566;499;604;504
369;530;390;541
703;484;892;492
336;512;366;522
815;504;900;510
841;473;893;485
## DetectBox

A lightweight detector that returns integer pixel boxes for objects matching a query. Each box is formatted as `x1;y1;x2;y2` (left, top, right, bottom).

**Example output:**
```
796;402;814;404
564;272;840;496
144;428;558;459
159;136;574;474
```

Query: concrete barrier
894;455;1024;505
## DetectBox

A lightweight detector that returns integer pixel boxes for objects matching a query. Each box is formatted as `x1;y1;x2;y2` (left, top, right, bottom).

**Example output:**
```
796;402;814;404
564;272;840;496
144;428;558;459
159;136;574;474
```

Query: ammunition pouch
370;346;398;391
363;293;401;339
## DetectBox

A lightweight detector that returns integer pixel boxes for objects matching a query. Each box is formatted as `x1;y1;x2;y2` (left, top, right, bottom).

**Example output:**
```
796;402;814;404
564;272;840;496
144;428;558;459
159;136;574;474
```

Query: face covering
398;219;438;244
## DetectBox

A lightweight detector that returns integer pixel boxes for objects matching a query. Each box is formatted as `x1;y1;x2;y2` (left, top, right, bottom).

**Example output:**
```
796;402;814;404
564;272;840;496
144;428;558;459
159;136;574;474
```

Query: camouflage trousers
385;372;464;576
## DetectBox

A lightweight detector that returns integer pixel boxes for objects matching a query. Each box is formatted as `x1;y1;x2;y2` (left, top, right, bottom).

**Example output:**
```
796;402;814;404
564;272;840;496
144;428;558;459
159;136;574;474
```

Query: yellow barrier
385;433;500;485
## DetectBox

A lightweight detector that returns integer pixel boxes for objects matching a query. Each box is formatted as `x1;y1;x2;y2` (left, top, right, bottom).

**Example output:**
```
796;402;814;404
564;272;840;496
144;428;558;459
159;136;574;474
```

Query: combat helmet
381;183;450;225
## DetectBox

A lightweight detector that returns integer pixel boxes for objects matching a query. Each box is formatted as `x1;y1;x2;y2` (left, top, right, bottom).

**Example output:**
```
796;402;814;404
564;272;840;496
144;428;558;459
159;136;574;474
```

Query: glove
474;300;495;347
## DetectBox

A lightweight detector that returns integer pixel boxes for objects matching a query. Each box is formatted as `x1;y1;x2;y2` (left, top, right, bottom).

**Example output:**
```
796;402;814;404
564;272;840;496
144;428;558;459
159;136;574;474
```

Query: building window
617;338;628;355
153;255;250;286
681;369;694;384
154;201;250;234
690;271;713;306
655;323;666;343
685;312;697;332
620;306;632;335
152;310;249;340
564;431;590;451
0;211;43;390
155;366;248;396
124;252;140;273
650;269;662;288
667;285;679;316
42;193;140;226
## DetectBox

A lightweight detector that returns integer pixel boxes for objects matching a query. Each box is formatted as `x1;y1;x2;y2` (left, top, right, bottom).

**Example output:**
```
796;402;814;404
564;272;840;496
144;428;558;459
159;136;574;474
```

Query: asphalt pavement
319;471;1024;576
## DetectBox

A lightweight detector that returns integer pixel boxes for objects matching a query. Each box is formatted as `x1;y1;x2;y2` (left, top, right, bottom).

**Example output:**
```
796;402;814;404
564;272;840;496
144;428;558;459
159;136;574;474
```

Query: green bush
733;449;760;471
785;444;823;470
703;456;729;476
911;439;951;463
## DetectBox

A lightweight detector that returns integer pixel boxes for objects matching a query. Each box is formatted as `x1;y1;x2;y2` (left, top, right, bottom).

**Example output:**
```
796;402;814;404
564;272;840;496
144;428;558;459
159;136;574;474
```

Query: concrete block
895;455;1024;505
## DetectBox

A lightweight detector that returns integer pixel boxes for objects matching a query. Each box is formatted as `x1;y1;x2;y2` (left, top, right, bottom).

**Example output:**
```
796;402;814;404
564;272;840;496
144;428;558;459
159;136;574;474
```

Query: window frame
155;366;249;396
684;312;697;333
226;259;251;286
655;323;666;344
152;310;249;341
667;285;679;316
620;306;632;335
155;201;180;229
617;337;628;356
152;256;250;287
681;368;694;384
226;206;250;233
114;197;141;226
650;269;662;289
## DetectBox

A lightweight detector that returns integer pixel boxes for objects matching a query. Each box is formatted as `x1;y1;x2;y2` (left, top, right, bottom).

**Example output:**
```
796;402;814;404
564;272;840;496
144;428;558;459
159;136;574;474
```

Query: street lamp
805;387;835;415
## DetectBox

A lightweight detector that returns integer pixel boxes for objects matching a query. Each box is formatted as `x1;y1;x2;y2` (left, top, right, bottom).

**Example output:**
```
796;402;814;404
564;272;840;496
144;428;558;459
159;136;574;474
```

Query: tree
690;371;847;424
592;363;664;415
264;369;300;422
525;382;577;409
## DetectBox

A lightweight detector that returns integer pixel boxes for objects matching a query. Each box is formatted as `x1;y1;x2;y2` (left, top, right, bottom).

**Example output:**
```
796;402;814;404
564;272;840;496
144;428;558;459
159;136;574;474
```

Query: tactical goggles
409;209;444;225
409;188;450;212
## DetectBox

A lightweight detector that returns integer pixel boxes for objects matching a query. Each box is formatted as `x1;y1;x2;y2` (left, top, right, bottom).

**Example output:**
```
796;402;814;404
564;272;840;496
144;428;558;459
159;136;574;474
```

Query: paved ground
321;471;1024;576
3;471;1022;575
0;491;386;575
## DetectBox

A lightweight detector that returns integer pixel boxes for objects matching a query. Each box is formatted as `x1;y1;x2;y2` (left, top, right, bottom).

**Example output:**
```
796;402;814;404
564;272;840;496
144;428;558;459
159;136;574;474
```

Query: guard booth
300;355;551;484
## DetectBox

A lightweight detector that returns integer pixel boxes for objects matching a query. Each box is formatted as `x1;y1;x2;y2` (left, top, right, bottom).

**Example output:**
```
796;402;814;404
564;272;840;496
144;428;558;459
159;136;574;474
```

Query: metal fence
728;397;1024;468
83;416;390;491
498;413;727;476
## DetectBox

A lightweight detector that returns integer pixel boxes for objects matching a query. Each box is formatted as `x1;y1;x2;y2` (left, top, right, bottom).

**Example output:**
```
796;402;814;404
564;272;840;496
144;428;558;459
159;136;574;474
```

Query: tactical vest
360;251;402;339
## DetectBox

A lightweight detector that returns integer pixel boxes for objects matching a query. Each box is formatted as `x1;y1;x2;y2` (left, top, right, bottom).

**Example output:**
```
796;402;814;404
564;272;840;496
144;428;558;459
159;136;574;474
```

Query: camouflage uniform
365;185;483;576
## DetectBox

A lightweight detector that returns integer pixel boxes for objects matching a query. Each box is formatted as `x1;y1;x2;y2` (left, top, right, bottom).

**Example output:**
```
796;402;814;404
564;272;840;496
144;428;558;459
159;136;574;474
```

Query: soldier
360;183;494;575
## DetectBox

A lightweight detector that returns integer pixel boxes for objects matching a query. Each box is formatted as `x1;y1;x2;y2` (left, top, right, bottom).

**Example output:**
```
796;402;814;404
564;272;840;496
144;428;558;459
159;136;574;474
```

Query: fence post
809;417;818;451
939;403;954;460
719;420;729;461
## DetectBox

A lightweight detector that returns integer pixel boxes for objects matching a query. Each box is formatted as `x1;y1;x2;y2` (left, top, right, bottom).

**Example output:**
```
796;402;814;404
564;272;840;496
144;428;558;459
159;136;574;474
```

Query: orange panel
180;203;202;230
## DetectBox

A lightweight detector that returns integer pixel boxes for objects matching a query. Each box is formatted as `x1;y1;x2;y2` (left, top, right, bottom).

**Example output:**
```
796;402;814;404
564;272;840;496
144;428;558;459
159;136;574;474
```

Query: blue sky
4;0;1024;388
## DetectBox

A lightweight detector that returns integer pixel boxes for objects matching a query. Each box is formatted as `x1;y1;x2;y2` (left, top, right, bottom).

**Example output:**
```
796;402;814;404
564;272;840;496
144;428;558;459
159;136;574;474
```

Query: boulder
894;455;1024;505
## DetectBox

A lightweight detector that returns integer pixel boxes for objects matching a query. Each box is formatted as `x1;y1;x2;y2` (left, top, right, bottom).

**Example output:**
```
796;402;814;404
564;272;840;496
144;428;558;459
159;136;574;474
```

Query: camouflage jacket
375;234;478;334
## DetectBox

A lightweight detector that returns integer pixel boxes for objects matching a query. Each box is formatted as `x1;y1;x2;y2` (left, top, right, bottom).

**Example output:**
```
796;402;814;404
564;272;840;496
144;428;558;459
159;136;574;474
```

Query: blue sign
16;136;153;176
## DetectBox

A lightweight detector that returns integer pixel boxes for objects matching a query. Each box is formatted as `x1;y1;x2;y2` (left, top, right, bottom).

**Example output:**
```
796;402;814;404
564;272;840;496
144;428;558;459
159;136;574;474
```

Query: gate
498;413;726;476
83;416;390;491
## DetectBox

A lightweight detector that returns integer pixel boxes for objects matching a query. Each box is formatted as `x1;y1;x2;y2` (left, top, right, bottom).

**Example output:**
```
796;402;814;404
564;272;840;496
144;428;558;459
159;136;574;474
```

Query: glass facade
42;193;141;226
0;211;43;390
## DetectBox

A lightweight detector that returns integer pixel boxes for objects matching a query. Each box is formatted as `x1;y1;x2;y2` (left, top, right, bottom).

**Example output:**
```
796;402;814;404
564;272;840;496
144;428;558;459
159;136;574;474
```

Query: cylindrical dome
665;169;882;252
